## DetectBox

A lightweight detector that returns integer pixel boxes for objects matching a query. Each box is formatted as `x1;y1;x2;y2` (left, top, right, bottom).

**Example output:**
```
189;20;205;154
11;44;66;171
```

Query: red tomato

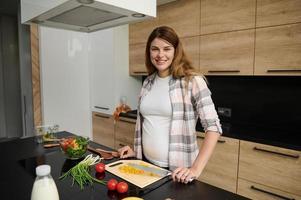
95;163;105;173
116;182;128;193
107;179;118;191
95;172;105;180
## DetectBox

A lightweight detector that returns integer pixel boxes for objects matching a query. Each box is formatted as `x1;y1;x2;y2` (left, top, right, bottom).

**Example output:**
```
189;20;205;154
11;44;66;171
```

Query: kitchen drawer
239;140;301;196
115;117;136;150
92;112;115;149
197;132;239;193
238;178;301;200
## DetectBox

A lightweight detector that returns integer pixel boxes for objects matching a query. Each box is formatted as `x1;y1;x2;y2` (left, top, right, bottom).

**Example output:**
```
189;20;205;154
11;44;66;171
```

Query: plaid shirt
134;73;222;170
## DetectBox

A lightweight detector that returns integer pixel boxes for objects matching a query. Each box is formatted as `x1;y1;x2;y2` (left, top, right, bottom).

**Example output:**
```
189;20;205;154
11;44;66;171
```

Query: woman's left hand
171;167;197;184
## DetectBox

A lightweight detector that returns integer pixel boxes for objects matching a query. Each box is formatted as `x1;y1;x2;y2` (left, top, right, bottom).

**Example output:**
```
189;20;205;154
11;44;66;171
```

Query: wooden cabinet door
158;0;200;38
129;18;159;45
256;0;301;27
115;117;136;150
181;36;200;70
238;178;301;200
255;23;301;75
92;112;115;149
129;43;147;75
200;0;256;34
197;132;239;193
200;29;254;75
239;140;301;196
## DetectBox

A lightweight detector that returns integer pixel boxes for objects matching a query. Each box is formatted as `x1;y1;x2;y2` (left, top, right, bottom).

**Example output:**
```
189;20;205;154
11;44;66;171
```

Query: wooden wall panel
30;24;42;127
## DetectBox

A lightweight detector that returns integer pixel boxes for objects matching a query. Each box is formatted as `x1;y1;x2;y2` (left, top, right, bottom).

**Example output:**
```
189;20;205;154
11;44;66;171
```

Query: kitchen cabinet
90;28;115;114
254;23;301;75
114;117;136;150
256;0;301;28
238;140;301;197
158;0;200;38
197;132;239;193
92;112;115;149
91;25;141;114
238;178;301;200
181;36;200;70
200;0;256;34
129;18;159;45
129;42;147;75
199;29;254;75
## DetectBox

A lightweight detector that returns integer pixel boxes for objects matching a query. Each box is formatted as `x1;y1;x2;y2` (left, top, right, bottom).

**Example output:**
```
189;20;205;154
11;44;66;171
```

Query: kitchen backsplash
206;76;301;128
204;76;301;149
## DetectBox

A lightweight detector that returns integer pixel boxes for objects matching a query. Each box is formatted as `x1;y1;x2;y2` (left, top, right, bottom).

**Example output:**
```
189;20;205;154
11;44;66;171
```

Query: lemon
122;197;143;200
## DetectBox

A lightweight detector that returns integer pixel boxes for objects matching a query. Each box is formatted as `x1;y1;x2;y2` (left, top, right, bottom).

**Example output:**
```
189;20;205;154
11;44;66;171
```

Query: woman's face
150;37;175;77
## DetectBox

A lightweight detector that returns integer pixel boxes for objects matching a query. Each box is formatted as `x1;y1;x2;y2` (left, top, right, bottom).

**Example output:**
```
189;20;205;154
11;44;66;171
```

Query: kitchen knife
127;163;195;182
127;163;171;177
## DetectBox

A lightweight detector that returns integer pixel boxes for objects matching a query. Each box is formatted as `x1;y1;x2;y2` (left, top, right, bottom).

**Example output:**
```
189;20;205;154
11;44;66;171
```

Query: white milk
31;178;59;200
31;165;59;200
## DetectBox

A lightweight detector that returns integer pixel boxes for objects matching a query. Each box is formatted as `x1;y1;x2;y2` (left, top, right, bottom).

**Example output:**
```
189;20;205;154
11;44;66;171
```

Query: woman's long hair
145;26;200;83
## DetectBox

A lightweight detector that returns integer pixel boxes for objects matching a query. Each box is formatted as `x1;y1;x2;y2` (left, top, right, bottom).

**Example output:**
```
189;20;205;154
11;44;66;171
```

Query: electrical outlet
217;107;232;117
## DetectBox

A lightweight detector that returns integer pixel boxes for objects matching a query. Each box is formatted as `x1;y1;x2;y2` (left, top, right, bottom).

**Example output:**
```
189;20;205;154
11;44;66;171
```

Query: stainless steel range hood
21;0;156;32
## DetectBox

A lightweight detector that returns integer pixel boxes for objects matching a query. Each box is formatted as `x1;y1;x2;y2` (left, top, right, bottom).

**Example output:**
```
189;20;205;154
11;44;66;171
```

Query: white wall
40;26;92;138
39;25;141;139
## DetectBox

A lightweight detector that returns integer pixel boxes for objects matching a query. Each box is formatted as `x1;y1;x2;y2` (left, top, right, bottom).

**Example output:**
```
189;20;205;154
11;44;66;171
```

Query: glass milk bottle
31;165;59;200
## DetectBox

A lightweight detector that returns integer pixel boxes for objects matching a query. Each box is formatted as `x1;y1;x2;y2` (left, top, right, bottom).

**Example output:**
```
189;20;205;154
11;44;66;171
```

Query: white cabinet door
89;29;115;114
90;25;141;114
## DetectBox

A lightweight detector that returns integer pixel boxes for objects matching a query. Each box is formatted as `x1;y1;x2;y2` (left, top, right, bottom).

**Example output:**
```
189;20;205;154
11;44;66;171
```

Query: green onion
59;154;106;189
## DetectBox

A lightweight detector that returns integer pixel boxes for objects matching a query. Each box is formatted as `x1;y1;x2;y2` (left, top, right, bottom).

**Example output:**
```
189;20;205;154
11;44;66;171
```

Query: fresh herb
59;154;106;189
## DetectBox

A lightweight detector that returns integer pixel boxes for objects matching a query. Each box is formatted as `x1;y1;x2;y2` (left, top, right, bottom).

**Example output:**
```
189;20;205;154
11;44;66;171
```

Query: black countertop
119;110;301;151
0;131;249;200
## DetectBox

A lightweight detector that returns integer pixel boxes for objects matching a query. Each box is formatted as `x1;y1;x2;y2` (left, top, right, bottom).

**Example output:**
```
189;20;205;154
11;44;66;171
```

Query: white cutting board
106;160;169;188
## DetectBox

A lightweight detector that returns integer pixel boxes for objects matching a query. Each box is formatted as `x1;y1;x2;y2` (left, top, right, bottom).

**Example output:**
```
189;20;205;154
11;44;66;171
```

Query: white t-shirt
140;75;172;167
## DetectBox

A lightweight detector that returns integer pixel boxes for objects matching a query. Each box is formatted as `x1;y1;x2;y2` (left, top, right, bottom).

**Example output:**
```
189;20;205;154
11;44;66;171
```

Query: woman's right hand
118;145;136;159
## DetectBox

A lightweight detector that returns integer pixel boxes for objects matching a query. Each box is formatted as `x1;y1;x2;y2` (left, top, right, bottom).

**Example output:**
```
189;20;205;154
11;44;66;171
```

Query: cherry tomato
116;181;128;193
95;172;105;180
95;163;106;173
107;179;118;191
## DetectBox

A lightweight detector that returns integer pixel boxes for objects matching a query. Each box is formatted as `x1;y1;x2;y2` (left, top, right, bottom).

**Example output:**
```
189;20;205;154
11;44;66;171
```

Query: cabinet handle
207;70;240;73
267;69;301;73
119;119;136;124
94;106;109;110
95;114;110;119
253;147;299;159
250;185;295;200
197;135;225;143
133;71;147;74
